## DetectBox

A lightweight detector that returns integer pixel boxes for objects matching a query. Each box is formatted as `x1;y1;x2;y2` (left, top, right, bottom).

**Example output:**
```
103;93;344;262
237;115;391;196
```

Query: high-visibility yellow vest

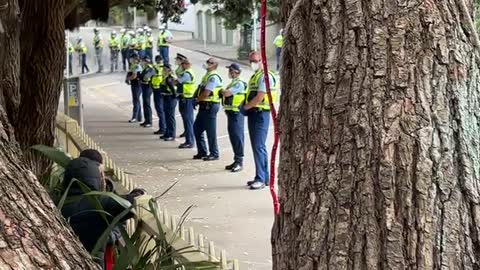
121;34;130;49
93;34;104;48
274;35;283;48
198;71;223;103
223;78;247;112
75;43;87;54
109;37;120;50
136;35;145;50
158;31;170;47
129;37;137;49
181;68;196;98
144;36;153;49
151;64;164;89
246;69;279;110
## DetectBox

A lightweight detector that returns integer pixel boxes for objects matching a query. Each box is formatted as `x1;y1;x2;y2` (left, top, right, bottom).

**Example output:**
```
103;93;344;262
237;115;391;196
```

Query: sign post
63;77;83;129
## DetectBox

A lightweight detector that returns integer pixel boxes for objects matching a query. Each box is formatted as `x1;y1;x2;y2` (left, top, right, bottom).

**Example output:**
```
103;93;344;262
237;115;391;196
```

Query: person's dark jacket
61;157;134;267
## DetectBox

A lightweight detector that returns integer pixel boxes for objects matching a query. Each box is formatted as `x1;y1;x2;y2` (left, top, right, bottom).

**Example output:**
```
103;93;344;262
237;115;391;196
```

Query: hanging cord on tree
456;0;480;59
260;0;280;215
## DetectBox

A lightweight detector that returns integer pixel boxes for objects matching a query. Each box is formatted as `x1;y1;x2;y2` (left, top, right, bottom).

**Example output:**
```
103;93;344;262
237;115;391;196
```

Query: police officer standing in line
139;56;156;128
151;55;166;135
136;28;146;59
145;28;154;62
126;53;143;123
273;29;283;71
109;31;120;72
241;51;279;190
157;26;173;65
160;64;178;141
193;58;223;161
174;54;186;138
75;37;89;74
221;63;247;172
120;28;130;71
128;30;137;58
176;57;196;149
93;28;104;73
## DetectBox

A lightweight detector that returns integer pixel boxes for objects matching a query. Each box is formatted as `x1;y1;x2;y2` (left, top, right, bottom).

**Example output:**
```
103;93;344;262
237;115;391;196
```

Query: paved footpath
80;45;277;269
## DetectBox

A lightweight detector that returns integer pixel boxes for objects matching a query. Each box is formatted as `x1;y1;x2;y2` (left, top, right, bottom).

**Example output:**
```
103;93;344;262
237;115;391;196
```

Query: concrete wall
253;22;281;58
192;4;241;47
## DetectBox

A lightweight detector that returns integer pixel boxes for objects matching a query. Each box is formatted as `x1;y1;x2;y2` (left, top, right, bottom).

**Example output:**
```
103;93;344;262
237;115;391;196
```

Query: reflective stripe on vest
198;71;223;103
246;70;279;110
121;35;130;49
158;32;170;47
181;69;196;98
136;35;145;50
223;78;247;112
145;37;153;49
151;64;164;89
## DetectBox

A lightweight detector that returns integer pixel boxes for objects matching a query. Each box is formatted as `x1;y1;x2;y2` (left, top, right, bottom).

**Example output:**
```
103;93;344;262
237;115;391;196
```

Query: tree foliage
200;0;280;29
132;0;187;24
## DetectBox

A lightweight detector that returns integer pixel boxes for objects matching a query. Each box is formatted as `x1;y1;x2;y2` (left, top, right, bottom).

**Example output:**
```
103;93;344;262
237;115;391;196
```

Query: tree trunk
0;0;99;268
272;0;480;269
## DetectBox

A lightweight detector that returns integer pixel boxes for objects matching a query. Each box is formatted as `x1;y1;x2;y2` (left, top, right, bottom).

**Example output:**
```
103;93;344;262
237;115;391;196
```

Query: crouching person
61;149;145;269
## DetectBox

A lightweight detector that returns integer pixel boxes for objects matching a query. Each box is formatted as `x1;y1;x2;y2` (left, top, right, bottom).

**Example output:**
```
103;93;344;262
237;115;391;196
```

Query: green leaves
32;145;72;168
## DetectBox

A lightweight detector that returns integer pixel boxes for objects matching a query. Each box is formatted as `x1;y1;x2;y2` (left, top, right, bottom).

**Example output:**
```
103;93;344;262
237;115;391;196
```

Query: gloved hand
239;105;248;116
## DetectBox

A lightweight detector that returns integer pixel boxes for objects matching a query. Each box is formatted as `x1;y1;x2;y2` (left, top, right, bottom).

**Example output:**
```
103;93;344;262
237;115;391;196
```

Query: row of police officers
125;51;278;190
67;26;172;75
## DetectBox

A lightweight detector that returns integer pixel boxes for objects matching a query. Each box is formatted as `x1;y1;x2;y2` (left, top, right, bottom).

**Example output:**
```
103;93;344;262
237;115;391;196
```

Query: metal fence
55;112;240;269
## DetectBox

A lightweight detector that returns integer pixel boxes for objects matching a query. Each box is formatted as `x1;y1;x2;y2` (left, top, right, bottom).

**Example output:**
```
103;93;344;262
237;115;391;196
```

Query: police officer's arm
222;81;243;97
198;76;219;101
244;75;271;110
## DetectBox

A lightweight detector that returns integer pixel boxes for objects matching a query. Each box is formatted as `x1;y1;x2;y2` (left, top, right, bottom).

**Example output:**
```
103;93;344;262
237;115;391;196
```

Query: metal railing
55;112;240;269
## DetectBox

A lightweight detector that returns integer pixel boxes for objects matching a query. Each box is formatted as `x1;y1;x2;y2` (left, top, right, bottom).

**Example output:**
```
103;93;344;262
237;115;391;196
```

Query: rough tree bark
0;0;106;268
272;0;480;269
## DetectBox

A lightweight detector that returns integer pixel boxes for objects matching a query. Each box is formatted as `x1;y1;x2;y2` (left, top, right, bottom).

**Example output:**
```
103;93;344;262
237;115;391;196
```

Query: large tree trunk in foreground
272;0;480;269
0;0;99;268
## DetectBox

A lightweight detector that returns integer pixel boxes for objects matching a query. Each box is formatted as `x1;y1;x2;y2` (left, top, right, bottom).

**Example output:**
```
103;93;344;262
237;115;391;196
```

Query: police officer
139;56;156;128
193;58;223;161
93;28;104;73
75;37;89;74
120;28;130;71
128;30;137;58
176;58;196;149
151;55;166;135
109;31;120;72
136;28;145;59
221;63;247;172
126;53;143;123
273;29;283;71
144;28;154;62
157;26;173;65
160;64;178;141
174;54;187;138
241;51;278;190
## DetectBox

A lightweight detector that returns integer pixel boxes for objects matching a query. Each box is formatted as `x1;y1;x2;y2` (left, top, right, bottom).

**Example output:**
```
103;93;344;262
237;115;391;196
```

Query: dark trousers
145;48;153;62
121;49;129;71
138;49;146;59
68;54;73;75
159;46;169;65
276;47;282;71
141;83;153;125
179;98;195;145
81;54;89;74
247;110;270;183
163;95;177;138
130;83;142;121
194;103;220;157
110;49;119;72
153;90;166;133
226;111;245;165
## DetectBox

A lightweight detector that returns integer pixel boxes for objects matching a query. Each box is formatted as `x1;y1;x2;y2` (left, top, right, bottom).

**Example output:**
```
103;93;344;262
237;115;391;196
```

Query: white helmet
137;28;144;33
111;30;117;35
120;28;126;34
128;30;135;36
143;26;149;31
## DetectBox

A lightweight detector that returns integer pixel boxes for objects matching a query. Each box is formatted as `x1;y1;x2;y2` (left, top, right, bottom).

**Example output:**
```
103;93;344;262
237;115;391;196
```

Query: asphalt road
80;45;277;270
